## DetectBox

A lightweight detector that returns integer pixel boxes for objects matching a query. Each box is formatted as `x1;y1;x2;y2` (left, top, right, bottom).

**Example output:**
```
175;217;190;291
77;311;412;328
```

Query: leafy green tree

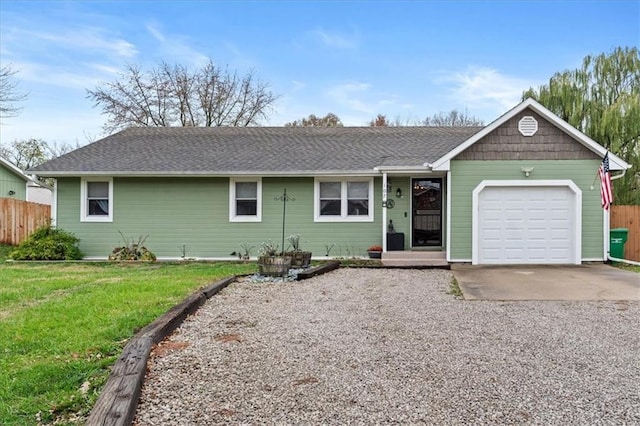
0;138;49;170
523;46;640;204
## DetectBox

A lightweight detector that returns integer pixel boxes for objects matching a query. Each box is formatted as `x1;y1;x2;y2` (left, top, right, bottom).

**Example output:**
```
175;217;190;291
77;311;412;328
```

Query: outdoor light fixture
396;188;402;198
521;167;534;177
8;190;15;196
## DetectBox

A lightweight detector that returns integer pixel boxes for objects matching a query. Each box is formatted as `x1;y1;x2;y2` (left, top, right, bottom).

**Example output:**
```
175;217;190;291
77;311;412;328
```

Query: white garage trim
472;180;582;265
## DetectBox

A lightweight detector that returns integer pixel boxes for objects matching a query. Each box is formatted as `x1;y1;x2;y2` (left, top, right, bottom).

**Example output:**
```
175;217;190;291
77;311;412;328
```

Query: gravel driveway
135;268;639;425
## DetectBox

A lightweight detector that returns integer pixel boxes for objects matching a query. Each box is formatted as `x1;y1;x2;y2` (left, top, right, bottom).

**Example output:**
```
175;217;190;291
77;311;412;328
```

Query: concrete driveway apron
452;264;640;301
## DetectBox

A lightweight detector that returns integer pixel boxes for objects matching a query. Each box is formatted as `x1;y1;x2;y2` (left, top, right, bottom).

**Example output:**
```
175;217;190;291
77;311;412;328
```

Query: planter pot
257;255;292;277
285;251;312;268
368;251;382;259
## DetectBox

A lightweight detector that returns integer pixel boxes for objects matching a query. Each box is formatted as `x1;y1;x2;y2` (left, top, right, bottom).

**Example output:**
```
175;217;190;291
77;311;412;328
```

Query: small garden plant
287;234;302;252
285;234;312;268
239;242;255;260
108;232;156;261
9;225;83;260
259;240;281;257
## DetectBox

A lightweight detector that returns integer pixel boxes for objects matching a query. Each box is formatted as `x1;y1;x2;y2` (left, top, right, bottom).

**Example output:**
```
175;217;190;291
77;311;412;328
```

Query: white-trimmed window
230;178;262;222
314;178;374;222
81;178;113;222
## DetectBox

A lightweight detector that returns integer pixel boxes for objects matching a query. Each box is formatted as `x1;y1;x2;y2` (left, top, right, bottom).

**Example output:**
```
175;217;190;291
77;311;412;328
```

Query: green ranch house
30;99;630;264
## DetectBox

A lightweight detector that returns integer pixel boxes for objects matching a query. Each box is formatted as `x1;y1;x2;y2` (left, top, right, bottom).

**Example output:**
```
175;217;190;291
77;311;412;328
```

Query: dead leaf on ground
215;408;235;416
152;340;190;357
215;333;242;343
292;376;319;386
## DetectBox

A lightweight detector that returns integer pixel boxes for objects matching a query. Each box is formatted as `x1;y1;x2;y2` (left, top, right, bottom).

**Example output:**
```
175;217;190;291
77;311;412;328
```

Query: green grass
0;261;255;425
0;244;13;262
614;263;640;273
447;276;464;299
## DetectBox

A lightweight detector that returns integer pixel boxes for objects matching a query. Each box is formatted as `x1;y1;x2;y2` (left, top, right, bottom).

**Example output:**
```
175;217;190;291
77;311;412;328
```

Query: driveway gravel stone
135;268;640;425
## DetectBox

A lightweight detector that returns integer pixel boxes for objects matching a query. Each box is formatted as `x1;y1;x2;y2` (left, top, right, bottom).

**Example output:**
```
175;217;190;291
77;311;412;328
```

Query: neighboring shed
1;156;30;200
0;156;52;205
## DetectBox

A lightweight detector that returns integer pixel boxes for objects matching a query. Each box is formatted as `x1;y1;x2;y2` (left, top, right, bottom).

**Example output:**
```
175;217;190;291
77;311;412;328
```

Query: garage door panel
477;186;576;264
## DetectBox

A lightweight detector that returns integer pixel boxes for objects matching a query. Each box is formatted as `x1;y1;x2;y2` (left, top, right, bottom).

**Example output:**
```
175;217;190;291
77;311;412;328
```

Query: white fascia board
33;170;380;178
374;165;432;173
27;180;53;190
429;159;450;171
430;98;632;171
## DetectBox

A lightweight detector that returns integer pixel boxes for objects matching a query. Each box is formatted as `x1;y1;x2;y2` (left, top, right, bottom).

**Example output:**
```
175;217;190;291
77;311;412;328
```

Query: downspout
51;178;58;227
382;172;388;253
607;254;640;266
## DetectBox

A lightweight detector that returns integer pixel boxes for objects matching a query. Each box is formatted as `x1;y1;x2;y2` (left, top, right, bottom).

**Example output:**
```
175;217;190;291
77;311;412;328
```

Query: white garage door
477;186;577;264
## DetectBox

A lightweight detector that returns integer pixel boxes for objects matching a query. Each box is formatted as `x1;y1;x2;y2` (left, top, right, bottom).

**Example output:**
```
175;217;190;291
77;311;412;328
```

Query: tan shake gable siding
456;109;600;161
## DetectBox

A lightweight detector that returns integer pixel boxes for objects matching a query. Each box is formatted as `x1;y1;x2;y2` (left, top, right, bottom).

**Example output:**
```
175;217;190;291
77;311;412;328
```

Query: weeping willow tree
524;46;640;205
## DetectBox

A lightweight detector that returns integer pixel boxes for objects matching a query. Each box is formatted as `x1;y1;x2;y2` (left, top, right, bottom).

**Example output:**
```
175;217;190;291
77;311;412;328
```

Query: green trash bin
609;228;629;259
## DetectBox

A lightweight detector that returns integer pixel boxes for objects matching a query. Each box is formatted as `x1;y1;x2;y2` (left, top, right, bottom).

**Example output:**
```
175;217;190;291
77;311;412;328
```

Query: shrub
108;233;156;261
9;226;83;260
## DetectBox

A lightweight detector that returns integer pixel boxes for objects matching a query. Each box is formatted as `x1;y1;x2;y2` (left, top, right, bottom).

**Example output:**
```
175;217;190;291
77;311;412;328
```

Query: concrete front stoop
381;251;449;268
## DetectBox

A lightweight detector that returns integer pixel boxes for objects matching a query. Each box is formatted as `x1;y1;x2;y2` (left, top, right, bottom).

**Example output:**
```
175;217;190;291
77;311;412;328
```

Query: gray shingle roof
31;126;482;175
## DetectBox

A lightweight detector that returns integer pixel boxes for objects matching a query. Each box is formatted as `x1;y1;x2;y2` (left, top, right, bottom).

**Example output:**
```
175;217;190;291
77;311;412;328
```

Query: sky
0;0;638;147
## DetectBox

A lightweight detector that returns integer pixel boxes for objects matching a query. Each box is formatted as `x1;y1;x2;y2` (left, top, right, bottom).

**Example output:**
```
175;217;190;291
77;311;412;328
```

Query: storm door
412;178;442;247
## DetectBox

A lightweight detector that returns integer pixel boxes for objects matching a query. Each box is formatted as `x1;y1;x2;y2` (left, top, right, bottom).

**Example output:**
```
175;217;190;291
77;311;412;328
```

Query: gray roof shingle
31;126;481;175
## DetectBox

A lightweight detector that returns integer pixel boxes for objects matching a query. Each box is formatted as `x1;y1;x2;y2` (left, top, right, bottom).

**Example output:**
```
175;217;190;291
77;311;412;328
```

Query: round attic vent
518;116;538;136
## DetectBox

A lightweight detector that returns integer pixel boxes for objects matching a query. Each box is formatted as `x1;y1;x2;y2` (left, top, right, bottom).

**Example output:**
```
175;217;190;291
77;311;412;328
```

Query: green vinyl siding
0;165;27;200
386;177;411;249
449;159;604;261
55;176;384;258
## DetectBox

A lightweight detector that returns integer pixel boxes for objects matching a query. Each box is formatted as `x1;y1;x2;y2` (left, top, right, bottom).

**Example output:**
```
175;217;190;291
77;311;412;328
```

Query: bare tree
422;109;484;126
389;115;422;126
0;64;27;120
87;60;279;132
284;113;343;127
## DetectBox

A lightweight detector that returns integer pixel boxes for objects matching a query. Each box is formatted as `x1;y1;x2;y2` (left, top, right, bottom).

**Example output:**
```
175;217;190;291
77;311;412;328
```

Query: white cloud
144;22;210;66
28;27;138;59
146;23;166;43
9;60;108;90
309;28;360;49
291;80;306;90
440;66;534;111
327;82;373;113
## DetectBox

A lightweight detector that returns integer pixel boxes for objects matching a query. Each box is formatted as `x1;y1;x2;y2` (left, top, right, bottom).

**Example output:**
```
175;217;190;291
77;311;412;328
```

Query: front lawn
0;261;254;425
0;244;13;262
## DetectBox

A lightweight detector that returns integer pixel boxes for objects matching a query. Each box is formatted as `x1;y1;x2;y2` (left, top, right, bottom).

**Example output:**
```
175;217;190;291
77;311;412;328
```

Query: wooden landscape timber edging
86;275;237;426
296;260;341;280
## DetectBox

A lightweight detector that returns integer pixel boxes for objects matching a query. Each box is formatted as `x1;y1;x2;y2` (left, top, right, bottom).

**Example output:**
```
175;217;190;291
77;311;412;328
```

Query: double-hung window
315;178;374;222
230;178;262;222
81;178;113;222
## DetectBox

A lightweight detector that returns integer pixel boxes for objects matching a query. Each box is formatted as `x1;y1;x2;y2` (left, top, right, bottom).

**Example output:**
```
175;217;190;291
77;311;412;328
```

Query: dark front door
412;178;442;247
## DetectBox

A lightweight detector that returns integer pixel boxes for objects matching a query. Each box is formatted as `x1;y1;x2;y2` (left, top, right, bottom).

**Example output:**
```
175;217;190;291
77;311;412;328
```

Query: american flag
599;152;613;210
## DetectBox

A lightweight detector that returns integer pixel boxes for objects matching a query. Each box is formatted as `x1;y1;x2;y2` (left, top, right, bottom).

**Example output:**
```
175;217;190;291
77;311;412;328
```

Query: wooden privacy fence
611;205;640;262
0;198;51;246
